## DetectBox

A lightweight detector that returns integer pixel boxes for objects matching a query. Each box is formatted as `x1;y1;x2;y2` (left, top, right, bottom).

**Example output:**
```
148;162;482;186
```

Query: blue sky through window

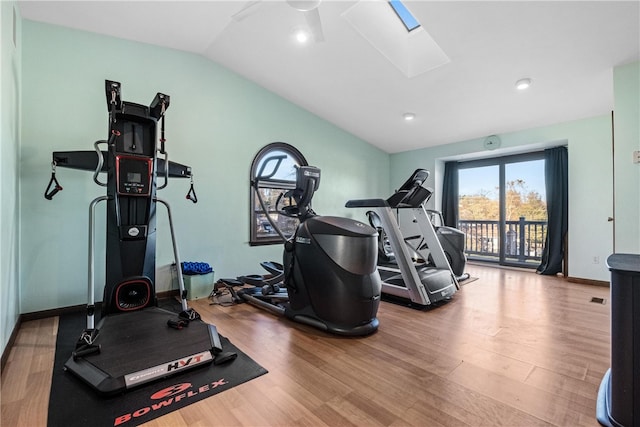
256;150;299;182
388;0;421;32
459;160;546;200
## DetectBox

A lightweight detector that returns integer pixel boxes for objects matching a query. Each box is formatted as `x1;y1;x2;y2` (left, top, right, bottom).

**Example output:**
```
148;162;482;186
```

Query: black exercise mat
48;311;267;427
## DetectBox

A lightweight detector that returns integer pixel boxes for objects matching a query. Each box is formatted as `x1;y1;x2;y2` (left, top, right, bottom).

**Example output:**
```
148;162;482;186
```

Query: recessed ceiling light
292;27;311;44
515;78;532;90
403;112;416;121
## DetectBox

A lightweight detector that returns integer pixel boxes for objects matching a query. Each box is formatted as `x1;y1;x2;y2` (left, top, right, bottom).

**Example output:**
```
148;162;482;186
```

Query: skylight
388;0;421;32
342;0;450;78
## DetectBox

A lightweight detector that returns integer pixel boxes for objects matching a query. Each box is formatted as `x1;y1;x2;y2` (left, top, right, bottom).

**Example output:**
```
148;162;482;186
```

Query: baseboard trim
1;315;22;374
21;304;87;322
2;290;181;373
19;290;180;322
567;276;610;287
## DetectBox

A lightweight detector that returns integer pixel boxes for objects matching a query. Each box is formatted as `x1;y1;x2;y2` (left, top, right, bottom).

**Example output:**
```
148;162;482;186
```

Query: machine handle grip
44;162;63;200
92;140;109;187
345;198;388;208
186;175;197;203
158;150;169;190
44;174;63;200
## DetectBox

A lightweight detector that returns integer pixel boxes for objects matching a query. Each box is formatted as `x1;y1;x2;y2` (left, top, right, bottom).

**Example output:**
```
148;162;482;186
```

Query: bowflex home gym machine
227;154;381;336
346;169;459;308
44;80;235;395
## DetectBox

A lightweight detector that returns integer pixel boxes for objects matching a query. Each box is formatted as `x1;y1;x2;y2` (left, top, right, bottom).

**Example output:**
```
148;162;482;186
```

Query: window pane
459;165;499;261
504;160;546;220
255;212;298;239
459;165;499;220
504;160;547;264
255;150;300;182
388;0;421;32
254;189;295;216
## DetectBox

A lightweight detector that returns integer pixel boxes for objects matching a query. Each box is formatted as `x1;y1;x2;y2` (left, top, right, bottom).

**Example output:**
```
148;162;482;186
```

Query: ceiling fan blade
304;8;325;42
231;1;263;22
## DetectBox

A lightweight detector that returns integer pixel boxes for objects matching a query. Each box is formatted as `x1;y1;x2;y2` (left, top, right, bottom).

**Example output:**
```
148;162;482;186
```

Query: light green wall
387;61;640;281
1;1;21;360
390;115;615;282
11;17;638;321
613;61;640;254
19;20;389;313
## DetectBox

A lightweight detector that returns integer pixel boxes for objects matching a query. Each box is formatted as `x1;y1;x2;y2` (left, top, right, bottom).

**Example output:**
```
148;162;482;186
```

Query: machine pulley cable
157;98;170;190
44;161;63;200
159;100;167;154
109;86;118;125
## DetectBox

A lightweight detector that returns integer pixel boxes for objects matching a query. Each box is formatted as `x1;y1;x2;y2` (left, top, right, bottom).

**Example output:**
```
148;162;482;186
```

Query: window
457;152;547;268
249;143;308;246
388;0;421;32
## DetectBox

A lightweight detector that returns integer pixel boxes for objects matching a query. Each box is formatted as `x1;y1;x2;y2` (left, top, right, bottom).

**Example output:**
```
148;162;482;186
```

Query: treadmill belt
84;307;212;377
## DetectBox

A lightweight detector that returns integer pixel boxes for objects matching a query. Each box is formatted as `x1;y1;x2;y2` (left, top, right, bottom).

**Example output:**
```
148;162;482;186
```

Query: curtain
537;146;568;275
441;161;459;228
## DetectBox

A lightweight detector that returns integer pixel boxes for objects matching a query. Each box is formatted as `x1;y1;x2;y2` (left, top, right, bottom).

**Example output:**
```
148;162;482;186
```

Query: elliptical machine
233;155;381;336
44;80;235;395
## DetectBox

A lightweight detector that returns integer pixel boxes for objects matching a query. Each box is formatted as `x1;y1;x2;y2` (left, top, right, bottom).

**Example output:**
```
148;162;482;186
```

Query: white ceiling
17;0;640;154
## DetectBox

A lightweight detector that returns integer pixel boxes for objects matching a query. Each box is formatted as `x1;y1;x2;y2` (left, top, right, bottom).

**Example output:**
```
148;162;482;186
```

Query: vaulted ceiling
18;1;640;153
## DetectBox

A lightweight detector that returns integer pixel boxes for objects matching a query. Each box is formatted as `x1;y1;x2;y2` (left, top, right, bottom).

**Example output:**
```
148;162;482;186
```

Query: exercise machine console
45;80;235;395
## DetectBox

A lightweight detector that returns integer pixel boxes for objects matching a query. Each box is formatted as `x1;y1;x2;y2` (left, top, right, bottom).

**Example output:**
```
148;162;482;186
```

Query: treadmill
46;80;235;395
346;169;459;308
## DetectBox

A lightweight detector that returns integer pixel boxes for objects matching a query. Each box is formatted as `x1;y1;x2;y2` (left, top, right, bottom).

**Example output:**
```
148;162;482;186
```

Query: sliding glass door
459;165;500;261
458;153;547;268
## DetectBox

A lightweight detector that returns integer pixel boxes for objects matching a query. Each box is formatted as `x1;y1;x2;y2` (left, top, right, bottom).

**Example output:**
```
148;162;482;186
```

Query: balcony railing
458;217;547;265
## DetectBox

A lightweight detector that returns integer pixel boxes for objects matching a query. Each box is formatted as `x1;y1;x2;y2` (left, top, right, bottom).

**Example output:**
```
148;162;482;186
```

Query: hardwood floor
1;264;611;426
